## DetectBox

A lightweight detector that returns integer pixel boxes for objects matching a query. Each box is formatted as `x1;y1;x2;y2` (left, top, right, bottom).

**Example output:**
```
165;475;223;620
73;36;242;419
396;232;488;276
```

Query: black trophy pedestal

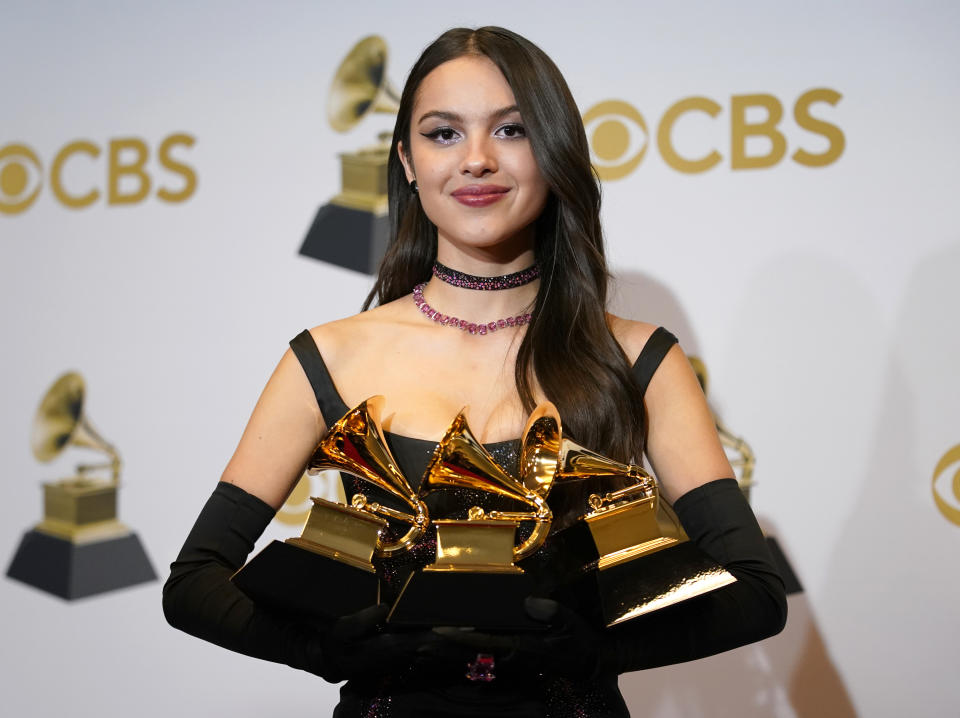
388;570;542;630
298;203;389;275
232;539;380;621
591;541;736;626
6;529;156;600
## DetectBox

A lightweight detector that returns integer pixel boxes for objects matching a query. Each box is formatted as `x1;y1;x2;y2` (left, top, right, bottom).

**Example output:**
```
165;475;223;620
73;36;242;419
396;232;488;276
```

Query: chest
332;338;531;444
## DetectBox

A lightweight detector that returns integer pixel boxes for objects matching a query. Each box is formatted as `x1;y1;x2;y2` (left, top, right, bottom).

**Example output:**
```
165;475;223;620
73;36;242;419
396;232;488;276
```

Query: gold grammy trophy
519;402;736;627
299;35;400;274
6;372;156;599
388;410;554;629
232;397;428;619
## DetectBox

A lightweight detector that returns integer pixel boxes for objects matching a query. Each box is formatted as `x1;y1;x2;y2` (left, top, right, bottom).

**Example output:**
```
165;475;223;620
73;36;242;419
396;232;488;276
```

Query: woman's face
399;55;550;260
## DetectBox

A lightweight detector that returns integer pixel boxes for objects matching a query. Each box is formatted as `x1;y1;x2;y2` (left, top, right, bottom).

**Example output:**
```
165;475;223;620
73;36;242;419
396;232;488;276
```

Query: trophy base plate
388;570;543;629
5;528;156;600
232;539;379;621
594;540;736;627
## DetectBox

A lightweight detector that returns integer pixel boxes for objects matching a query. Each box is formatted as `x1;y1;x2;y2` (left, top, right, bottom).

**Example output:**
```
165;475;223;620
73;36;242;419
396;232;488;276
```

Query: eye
422;127;460;144
495;123;527;139
582;100;649;181
0;143;43;215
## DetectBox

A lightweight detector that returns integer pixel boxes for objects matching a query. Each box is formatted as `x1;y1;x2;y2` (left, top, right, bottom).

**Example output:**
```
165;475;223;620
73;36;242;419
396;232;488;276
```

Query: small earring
409;180;419;194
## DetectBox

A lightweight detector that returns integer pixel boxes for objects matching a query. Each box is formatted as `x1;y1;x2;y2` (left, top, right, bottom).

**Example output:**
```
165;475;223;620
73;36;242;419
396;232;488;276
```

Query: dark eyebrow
416;105;521;125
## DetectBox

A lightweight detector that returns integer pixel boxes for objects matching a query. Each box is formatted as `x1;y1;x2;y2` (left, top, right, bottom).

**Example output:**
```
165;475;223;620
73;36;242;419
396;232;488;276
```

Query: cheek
517;165;550;216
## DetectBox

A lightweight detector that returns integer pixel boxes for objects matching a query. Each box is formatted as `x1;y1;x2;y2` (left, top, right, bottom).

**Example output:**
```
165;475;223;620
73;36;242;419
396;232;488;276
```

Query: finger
333;603;390;640
524;596;562;623
432;626;518;652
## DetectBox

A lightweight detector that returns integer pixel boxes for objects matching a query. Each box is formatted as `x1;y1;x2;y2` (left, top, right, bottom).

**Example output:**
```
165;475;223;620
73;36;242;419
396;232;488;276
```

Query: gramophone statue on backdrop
6;372;156;599
298;35;399;274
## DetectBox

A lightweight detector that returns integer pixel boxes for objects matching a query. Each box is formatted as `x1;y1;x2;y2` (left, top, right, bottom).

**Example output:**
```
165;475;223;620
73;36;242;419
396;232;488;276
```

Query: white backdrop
2;2;958;716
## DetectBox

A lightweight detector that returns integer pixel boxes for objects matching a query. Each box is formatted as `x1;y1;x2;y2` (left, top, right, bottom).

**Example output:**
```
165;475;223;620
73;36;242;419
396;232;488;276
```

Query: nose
459;135;497;177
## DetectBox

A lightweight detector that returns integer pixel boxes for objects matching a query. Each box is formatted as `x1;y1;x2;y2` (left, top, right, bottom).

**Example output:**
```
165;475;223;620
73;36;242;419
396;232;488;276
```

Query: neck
426;231;538;319
421;276;538;318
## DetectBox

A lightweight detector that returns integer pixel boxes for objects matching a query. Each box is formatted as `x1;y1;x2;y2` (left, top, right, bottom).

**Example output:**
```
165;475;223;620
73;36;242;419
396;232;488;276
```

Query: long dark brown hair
364;27;645;482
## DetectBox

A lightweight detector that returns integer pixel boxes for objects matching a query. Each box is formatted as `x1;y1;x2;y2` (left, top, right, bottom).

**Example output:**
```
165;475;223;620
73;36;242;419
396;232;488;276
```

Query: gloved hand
317;603;471;683
433;597;608;680
163;483;462;684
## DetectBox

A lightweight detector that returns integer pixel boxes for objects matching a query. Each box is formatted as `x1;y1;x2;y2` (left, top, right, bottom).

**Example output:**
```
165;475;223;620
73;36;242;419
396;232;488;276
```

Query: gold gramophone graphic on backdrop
518;402;736;627
298;35;399;275
6;372;156;599
387;410;554;628
232;396;429;619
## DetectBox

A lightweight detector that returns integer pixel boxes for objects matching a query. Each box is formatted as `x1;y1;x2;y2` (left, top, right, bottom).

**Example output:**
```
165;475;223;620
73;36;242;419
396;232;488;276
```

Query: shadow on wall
815;242;960;717
610;268;858;717
619;534;857;718
608;270;700;356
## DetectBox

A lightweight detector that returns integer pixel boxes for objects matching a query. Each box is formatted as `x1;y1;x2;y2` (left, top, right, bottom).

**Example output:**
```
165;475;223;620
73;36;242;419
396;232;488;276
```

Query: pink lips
451;184;510;207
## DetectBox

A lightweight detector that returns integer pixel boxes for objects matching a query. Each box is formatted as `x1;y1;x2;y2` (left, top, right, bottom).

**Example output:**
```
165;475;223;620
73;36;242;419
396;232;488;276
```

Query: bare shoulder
306;298;408;365
606;314;661;364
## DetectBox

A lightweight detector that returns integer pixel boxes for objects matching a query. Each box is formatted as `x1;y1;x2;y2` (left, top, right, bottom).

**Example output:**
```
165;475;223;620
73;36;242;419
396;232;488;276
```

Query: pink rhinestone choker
412;283;532;335
432;261;539;290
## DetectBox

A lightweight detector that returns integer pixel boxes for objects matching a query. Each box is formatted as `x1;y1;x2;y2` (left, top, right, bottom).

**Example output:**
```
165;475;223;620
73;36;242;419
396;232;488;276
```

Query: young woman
164;26;787;718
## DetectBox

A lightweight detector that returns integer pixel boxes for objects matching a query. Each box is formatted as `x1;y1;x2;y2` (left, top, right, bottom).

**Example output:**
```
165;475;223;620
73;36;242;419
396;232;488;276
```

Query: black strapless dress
288;329;678;718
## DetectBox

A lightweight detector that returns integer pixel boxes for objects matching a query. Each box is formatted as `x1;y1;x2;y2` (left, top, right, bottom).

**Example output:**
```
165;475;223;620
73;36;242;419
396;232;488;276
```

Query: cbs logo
932;444;960;527
583;89;843;179
0;133;197;215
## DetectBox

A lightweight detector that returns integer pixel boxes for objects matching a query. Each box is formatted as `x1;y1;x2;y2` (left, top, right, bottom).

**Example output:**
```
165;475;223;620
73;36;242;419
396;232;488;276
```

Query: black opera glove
163;482;335;677
322;604;467;683
433;597;610;680
162;481;460;683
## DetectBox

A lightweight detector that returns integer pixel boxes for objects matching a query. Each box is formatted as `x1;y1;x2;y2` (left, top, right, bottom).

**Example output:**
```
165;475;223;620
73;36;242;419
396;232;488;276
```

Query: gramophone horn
308;396;428;556
519;401;654;498
518;402;562;497
328;35;401;133
31;371;120;483
422;411;551;561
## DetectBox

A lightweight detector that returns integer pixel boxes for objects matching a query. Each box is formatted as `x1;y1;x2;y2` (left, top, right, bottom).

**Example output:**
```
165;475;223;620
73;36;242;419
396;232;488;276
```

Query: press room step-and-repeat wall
2;2;957;716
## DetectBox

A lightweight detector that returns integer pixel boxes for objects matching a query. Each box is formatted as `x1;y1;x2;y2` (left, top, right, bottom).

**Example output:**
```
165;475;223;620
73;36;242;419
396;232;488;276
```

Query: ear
397;141;415;184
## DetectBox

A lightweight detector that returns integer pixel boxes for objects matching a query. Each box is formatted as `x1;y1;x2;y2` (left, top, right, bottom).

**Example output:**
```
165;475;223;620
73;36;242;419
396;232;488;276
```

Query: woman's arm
642;340;733;502
609;323;787;669
218;347;328;508
162;346;331;673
